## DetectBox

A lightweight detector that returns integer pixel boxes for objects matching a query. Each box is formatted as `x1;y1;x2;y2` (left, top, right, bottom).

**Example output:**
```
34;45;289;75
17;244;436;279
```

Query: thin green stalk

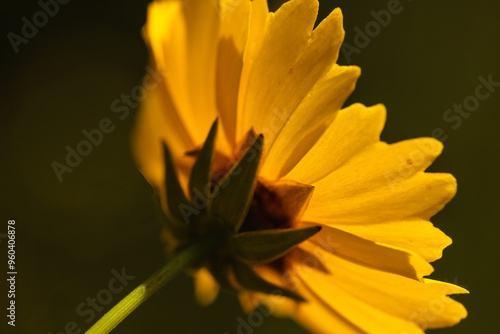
85;233;221;334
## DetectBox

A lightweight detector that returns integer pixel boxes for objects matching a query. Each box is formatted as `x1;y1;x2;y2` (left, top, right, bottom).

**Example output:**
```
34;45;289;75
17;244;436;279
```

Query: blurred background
1;0;499;333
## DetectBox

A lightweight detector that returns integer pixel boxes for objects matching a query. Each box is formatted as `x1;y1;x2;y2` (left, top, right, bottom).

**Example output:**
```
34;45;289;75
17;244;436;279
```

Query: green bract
160;120;321;302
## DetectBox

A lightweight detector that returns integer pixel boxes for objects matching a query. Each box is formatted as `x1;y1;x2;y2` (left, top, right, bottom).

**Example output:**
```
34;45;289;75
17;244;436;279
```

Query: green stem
85;233;221;334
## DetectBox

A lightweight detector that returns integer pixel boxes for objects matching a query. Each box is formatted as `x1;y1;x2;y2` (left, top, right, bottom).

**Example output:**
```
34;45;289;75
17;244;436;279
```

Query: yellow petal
138;1;196;187
194;267;220;306
216;0;251;149
244;0;268;64
332;218;452;262
306;171;456;225
303;138;455;224
290;293;363;334
297;242;468;331
143;1;182;72
153;1;190;138
131;78;194;188
236;0;269;139
219;0;251;47
315;136;444;194
420;279;469;328
149;0;220;148
250;263;363;333
238;291;259;314
239;1;344;146
260;6;344;150
181;0;220;142
301;223;434;280
299;271;425;333
260;66;362;180
282;103;385;184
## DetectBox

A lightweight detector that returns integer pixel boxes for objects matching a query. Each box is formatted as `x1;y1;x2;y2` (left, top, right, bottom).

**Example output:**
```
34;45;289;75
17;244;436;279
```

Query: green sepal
189;119;218;201
230;226;321;265
232;260;306;302
163;143;195;225
208;135;263;232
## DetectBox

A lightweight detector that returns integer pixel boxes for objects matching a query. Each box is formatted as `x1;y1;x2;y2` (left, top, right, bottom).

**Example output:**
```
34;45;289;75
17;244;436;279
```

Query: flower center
170;124;319;301
197;130;315;235
240;182;296;232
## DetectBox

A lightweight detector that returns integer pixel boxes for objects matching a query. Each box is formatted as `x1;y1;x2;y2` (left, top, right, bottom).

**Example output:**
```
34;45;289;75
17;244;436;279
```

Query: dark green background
1;0;498;333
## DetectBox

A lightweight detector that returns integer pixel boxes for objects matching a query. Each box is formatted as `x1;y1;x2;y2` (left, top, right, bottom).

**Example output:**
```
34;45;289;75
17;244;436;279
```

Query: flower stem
85;232;222;334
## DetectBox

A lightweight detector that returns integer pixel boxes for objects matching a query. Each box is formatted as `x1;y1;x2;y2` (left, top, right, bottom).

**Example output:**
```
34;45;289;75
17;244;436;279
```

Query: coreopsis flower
132;0;468;333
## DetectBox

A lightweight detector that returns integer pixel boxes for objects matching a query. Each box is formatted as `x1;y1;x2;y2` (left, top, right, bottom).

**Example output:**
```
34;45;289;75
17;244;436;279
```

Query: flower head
133;0;468;332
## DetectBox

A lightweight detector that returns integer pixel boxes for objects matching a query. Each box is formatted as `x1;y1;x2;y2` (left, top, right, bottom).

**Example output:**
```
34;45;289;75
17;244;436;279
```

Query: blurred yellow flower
132;0;468;333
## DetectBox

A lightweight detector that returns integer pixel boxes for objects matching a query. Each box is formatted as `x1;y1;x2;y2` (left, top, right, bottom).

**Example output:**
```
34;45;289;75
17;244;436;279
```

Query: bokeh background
1;0;499;333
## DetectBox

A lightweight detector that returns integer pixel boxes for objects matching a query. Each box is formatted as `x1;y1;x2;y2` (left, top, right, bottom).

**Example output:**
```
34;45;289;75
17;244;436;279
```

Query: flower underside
134;1;469;331
160;119;319;302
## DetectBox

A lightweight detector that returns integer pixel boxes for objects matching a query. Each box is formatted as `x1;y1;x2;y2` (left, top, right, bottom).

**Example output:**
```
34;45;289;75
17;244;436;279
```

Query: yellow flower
132;0;468;333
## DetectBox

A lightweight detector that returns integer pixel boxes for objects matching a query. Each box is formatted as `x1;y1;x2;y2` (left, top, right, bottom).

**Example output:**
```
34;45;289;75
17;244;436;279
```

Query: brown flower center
240;180;314;233
184;130;314;235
